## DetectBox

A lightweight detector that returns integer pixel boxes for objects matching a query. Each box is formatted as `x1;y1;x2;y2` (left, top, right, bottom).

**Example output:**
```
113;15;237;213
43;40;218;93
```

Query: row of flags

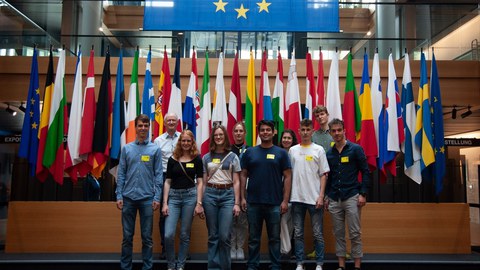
18;47;445;194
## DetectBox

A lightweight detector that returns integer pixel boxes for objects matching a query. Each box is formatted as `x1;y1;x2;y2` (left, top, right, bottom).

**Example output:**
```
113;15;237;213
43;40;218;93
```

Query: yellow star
31;98;35;105
36;88;40;95
32;122;38;129
235;4;249;19
213;0;228;12
434;96;438;102
257;0;271;13
30;111;34;117
440;146;445;153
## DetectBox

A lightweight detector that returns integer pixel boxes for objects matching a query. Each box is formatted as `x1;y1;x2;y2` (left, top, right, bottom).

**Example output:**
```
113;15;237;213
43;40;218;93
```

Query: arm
195;176;204;217
240;169;248;211
281;168;292;214
357;146;370;207
162;178;171;216
116;147;127;210
153;147;163;210
232;171;241;216
316;174;327;209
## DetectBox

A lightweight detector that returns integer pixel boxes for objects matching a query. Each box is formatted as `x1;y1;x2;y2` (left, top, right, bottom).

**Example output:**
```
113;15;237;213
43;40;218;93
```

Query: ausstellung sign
444;138;480;147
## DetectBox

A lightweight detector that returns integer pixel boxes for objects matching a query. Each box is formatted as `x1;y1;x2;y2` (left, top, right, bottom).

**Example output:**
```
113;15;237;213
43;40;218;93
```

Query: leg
308;205;325;266
246;203;263;270
280;206;292;255
345;195;363;268
121;198;137;270
139;198;154;270
328;199;347;268
292;203;307;266
164;192;181;269
203;187;221;270
265;205;281;270
217;189;234;270
177;189;197;269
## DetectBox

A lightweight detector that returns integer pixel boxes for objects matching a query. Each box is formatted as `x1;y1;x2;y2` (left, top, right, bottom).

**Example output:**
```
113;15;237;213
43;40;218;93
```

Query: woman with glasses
163;130;204;270
202;125;242;270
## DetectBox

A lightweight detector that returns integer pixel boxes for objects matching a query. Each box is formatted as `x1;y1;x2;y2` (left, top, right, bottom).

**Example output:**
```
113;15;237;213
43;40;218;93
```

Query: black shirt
166;155;203;189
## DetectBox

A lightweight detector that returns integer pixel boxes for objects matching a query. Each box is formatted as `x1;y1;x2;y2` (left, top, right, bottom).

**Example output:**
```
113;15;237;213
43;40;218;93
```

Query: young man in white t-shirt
289;118;330;270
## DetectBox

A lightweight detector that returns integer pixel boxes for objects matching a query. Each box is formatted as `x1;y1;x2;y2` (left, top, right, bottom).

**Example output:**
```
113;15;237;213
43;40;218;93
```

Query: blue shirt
154;131;180;173
326;141;370;201
116;140;163;202
241;145;291;205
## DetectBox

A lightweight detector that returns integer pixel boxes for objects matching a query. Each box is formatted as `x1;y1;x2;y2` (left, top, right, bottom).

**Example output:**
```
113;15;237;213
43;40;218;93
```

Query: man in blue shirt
240;120;292;270
116;114;163;270
325;118;370;270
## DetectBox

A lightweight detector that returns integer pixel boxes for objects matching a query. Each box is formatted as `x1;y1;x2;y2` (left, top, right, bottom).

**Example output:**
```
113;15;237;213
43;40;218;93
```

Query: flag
415;52;435;172
227;51;242;143
371;52;383;159
211;52;228;126
272;51;285;144
315;50;325;130
430;52;446;194
111;50;126;161
78;50;96;176
183;49;199;137
285;51;301;141
153;49;172;138
304;51;316;120
401;53;422;184
90;51;112;178
245;51;256;146
169;51;183;131
142;49;155;138
65;48;83;182
258;50;273;121
358;52;378;171
342;53;361;142
126;49;140;143
383;53;405;177
18;47;40;176
198;51;211;155
326;51;342;121
36;50;54;182
377;106;390;183
43;49;67;185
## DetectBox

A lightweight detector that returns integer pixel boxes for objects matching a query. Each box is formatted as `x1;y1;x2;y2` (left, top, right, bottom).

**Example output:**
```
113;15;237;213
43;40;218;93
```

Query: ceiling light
451;107;457;119
461;106;472;118
6;105;17;116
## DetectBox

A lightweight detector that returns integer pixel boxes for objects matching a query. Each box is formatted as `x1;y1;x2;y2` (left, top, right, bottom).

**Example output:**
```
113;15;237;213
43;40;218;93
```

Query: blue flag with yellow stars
144;0;339;32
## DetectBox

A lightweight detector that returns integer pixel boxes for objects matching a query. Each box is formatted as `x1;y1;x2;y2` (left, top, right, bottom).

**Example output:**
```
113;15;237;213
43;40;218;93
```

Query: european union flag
18;48;40;176
144;0;339;32
430;52;445;194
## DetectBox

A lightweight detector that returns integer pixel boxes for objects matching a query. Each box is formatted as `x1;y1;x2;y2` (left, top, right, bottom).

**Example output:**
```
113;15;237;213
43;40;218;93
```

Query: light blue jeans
203;186;235;270
292;202;325;265
246;203;281;270
121;197;154;270
164;187;197;269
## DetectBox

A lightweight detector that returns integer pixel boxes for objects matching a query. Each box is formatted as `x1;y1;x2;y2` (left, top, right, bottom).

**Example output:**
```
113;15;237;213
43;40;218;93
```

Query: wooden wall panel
5;202;470;254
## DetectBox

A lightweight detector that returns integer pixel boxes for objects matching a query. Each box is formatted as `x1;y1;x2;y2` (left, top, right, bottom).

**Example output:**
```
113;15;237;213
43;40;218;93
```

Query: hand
152;201;160;211
194;204;205;219
162;204;169;216
241;198;247;212
116;200;123;210
233;204;241;217
316;196;324;209
280;201;289;214
323;197;330;212
358;194;367;207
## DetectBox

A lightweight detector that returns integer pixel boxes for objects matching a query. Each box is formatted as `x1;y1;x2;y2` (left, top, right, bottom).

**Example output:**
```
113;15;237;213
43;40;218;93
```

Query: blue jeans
203;186;235;270
246;203;281;270
164;187;197;269
292;202;325;265
121;197;154;270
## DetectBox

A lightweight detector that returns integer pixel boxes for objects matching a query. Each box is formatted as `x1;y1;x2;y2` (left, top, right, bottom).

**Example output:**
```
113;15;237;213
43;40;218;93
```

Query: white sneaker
231;248;237;259
316;265;323;270
295;264;304;270
237;248;245;260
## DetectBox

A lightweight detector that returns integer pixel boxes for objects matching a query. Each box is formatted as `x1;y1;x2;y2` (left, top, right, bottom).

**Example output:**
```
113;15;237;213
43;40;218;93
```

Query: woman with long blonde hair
163;130;204;270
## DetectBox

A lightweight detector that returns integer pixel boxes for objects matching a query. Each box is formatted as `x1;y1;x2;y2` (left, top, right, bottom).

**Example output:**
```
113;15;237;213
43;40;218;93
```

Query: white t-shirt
289;143;330;205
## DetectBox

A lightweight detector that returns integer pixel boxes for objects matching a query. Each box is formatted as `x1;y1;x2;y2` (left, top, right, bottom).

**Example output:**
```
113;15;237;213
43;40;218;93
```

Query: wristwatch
197;201;203;206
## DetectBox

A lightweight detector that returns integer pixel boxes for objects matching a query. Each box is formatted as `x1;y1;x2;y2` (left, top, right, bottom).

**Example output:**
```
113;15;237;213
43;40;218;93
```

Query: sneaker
307;250;316;259
295;264;304;270
315;265;323;270
231;248;237;259
336;267;345;270
237;248;245;260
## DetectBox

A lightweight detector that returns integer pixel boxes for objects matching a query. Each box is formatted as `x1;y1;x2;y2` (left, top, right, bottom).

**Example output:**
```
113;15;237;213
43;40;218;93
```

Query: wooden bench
5;202;470;254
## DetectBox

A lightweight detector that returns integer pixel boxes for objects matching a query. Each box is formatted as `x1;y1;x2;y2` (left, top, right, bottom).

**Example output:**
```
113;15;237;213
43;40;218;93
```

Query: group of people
115;105;371;270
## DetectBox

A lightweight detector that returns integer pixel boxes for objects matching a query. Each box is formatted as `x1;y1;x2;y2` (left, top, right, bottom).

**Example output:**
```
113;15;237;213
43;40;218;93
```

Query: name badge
305;155;313;161
141;155;150;162
212;158;221;164
266;154;275;160
341;156;349;163
186;163;194;168
330;141;335;147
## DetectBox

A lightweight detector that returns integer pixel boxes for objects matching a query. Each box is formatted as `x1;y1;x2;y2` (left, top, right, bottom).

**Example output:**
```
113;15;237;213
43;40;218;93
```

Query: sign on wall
143;0;339;32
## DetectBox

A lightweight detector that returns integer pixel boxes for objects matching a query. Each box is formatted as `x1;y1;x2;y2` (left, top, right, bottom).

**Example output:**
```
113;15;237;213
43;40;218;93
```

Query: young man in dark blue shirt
326;118;370;270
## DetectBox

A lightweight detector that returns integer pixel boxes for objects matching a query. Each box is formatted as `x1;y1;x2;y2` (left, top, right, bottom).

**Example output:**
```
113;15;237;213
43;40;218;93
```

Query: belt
206;182;233;189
